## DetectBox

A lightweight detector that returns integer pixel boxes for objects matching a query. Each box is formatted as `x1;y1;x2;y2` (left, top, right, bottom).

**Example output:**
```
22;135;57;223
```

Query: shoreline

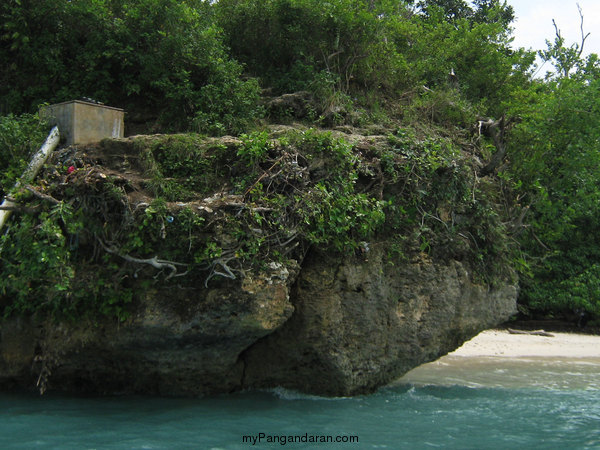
398;328;600;389
450;329;600;358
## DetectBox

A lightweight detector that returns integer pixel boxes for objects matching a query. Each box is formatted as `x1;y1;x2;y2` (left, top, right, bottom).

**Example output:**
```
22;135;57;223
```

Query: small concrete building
40;100;124;145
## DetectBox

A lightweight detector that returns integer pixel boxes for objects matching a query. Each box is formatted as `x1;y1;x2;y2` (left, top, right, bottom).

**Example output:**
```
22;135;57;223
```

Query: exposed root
97;237;188;280
204;255;238;287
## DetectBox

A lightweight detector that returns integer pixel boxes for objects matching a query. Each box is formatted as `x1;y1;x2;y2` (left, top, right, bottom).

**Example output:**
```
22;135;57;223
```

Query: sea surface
2;356;600;449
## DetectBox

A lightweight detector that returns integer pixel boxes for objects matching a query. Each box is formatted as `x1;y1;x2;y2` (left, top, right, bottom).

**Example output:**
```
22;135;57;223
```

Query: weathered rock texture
0;246;516;397
0;261;298;395
242;247;516;395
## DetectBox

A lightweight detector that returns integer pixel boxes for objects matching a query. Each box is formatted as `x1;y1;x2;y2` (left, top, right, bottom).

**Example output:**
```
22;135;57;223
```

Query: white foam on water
397;355;600;390
266;386;350;401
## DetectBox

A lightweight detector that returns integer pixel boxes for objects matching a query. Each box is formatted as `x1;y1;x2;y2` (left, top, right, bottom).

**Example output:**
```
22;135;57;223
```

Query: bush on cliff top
0;128;388;320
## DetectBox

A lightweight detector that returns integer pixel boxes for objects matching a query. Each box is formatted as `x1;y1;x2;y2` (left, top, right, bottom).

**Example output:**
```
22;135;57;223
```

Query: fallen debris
508;328;555;337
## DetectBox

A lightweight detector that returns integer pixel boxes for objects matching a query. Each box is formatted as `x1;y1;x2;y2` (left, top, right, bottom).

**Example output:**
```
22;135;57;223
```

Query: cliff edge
0;125;517;396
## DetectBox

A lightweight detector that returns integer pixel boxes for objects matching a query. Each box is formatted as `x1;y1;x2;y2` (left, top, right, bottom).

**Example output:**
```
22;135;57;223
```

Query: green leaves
238;131;273;166
0;0;261;133
507;53;600;319
297;180;385;251
0;113;49;194
0;209;74;318
239;129;387;252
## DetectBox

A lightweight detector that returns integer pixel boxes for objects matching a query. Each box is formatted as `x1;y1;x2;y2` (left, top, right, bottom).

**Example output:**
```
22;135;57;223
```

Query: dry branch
243;156;284;199
478;116;517;176
0;205;38;214
0;126;60;230
508;328;555;337
24;185;61;204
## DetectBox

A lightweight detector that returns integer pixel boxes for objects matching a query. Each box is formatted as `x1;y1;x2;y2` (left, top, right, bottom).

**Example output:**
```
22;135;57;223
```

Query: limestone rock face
0;261;299;396
0;248;516;397
241;247;517;396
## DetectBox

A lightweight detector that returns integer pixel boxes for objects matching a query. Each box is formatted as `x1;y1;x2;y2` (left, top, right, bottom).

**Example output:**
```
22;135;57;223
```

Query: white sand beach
398;329;600;389
449;329;600;358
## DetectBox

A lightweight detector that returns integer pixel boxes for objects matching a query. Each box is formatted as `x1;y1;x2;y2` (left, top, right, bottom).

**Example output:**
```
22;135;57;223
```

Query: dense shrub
508;73;600;320
0;0;261;133
216;0;412;96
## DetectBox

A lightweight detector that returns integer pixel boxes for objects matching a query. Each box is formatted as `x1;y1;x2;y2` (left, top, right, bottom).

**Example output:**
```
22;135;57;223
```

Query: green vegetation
1;0;600;326
507;61;600;320
0;112;49;194
0;0;261;133
0;128;388;320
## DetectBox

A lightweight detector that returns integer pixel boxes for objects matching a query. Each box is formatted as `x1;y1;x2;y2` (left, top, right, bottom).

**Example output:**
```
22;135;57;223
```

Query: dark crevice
234;255;307;391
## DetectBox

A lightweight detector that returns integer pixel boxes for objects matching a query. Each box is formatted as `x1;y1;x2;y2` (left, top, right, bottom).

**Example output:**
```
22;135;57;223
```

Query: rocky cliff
242;248;516;396
0;246;516;397
0;126;517;396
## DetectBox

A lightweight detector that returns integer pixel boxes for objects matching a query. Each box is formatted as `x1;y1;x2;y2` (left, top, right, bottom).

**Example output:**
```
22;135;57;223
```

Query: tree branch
576;3;590;60
478;115;517;176
0;205;38;214
97;237;188;280
24;185;60;204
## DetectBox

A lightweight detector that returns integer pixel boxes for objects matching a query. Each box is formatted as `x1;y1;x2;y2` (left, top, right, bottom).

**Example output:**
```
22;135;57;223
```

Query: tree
472;0;514;27
507;29;600;319
0;0;261;133
539;4;590;78
411;0;513;26
416;0;473;22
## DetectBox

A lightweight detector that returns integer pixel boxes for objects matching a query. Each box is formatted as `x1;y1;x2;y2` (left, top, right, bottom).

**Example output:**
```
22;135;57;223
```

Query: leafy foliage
508;70;600;319
0;0;261;133
413;0;514;26
0;112;49;194
0;196;134;321
0;129;388;320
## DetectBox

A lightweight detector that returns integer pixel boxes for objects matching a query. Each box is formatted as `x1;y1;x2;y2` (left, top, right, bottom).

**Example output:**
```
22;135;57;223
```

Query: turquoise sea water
2;357;600;449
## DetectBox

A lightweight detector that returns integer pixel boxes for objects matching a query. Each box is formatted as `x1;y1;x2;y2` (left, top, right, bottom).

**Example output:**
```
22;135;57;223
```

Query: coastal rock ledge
0;246;516;397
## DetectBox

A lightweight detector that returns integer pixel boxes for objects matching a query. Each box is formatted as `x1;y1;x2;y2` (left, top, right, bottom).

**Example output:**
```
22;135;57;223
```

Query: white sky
508;0;600;57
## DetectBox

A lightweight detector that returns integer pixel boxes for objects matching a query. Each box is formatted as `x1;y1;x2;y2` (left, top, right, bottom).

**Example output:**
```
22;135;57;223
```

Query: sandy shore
450;329;600;358
398;329;600;388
